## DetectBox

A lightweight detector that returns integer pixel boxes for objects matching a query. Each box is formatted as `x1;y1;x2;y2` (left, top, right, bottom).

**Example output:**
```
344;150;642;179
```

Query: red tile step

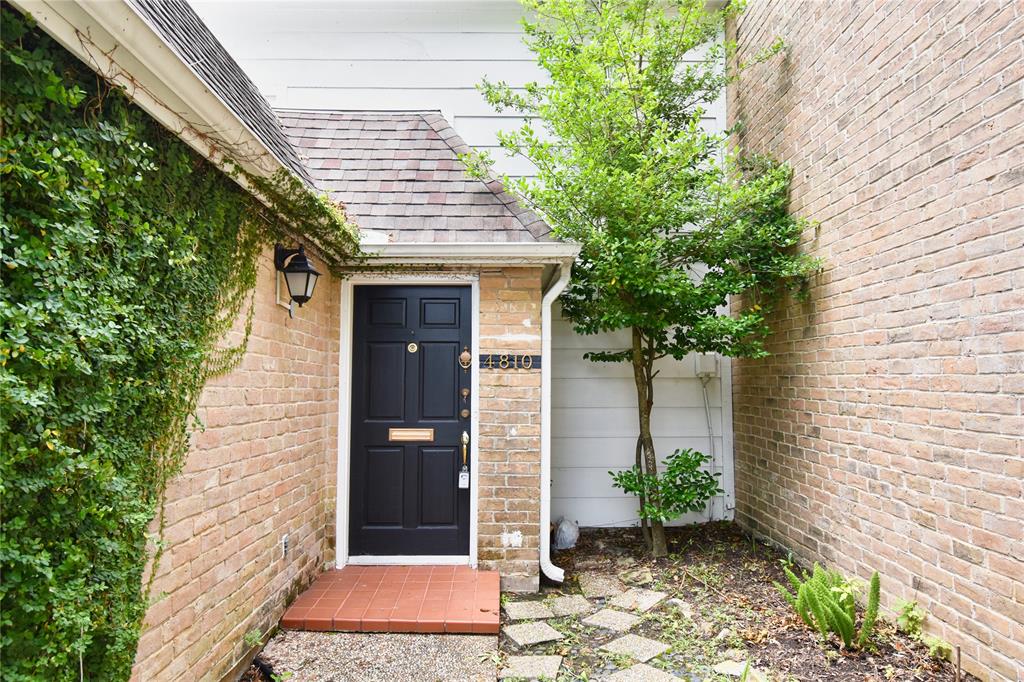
281;565;500;634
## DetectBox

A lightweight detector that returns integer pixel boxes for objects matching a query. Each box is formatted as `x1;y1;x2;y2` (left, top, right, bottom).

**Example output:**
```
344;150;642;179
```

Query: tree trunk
631;327;667;558
635;435;652;550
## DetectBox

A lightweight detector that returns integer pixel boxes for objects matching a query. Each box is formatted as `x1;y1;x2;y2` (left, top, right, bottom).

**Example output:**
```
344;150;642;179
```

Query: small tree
469;0;818;556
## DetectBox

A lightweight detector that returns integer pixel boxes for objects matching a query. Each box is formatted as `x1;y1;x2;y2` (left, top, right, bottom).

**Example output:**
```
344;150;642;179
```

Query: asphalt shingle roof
278;110;551;243
126;0;313;184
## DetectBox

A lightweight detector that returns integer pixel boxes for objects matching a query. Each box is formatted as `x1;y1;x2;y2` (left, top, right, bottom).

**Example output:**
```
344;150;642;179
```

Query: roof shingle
278;110;551;243
126;0;313;184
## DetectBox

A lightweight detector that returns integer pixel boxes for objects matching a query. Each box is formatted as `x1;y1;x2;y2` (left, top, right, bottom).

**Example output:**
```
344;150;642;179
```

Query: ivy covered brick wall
0;7;354;680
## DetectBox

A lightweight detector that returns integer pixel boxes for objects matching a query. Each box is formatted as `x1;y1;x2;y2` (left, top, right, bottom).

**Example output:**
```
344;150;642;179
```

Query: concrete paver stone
581;608;640;632
503;621;565;648
549;595;595;617
498;655;563;680
609;588;667;612
504;601;555;621
600;634;671;662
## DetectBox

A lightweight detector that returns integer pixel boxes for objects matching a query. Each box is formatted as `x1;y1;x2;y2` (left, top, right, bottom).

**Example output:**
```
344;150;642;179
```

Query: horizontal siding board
553;466;721;500
553;437;723;469
228;33;535;61
553;407;722;438
552;350;704;379
553;377;720;408
194;1;527;36
278;86;521;117
255;59;541;90
551;497;711;528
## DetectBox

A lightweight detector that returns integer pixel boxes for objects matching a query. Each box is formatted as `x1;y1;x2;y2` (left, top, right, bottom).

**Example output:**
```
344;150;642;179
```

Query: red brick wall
132;248;340;681
478;267;544;592
727;3;1023;680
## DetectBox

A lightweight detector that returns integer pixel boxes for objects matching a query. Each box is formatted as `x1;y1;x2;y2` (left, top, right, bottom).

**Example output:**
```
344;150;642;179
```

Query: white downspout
540;258;574;583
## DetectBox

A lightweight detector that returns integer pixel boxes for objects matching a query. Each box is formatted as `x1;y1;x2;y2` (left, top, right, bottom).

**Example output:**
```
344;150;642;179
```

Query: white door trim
336;273;480;568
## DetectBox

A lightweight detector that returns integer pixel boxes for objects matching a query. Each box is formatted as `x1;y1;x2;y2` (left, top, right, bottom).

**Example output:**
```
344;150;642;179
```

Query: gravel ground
260;630;498;682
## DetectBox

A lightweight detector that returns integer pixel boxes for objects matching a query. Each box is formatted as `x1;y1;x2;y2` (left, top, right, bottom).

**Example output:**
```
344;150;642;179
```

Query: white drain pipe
539;258;575;583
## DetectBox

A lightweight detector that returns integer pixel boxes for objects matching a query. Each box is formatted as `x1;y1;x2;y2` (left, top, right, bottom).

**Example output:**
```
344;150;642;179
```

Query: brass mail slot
388;427;435;442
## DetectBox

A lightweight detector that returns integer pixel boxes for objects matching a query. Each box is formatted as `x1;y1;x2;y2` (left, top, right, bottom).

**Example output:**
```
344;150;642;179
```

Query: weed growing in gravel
600;651;634;669
557;664;591;682
548;616;584;642
477;649;506;668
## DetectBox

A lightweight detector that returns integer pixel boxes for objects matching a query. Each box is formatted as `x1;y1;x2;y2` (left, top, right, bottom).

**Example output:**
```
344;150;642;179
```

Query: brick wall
132;247;340;681
727;3;1023;680
478;267;544;591
134;263;548;678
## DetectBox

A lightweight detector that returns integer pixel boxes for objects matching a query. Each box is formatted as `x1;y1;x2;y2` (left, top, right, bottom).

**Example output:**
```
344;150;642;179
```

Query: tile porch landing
281;565;500;634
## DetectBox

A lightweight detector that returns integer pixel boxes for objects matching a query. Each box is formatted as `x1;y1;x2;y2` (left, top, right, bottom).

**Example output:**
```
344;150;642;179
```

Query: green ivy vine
0;7;358;680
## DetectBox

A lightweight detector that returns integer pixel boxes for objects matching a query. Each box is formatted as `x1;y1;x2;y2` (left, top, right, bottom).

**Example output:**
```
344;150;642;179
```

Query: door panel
421;298;459;327
350;285;471;556
420;447;458;525
420;342;459;419
366;343;405;420
364;447;404;524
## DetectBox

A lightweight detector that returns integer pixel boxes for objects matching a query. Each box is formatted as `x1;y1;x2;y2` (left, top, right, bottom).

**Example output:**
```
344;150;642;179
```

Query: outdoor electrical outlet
282;534;289;558
695;353;718;377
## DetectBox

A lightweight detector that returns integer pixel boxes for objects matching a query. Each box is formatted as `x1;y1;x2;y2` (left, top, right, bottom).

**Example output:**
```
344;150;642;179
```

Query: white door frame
336;273;480;567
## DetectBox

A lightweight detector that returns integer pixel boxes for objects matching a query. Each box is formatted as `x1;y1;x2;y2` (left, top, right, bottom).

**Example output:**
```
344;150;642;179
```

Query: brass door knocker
458;346;472;371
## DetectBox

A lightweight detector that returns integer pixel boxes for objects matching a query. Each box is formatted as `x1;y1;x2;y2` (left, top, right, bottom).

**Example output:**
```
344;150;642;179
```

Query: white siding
193;0;733;527
192;0;541;177
551;309;732;527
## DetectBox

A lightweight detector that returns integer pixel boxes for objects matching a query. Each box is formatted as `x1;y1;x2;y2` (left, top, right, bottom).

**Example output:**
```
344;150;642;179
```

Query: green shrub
775;563;880;650
610;448;723;523
0;8;355;680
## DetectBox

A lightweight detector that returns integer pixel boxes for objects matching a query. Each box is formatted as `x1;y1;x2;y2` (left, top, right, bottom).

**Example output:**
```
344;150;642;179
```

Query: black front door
349;285;471;556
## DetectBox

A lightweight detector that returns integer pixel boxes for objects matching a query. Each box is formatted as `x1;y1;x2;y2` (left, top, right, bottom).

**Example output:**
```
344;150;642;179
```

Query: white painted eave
9;0;290;186
360;242;580;265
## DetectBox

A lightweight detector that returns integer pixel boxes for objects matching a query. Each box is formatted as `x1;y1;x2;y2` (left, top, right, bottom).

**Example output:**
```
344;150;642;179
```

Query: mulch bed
500;522;974;681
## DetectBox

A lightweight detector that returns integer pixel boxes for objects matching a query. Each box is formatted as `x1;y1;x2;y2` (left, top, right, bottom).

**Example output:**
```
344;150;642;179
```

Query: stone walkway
499;571;764;681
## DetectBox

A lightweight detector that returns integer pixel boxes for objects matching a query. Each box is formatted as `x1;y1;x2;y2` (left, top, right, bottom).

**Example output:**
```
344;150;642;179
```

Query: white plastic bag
553;516;579;550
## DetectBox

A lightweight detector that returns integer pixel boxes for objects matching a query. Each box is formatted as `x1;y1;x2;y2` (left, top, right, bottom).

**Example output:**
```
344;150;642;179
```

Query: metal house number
478;353;542;369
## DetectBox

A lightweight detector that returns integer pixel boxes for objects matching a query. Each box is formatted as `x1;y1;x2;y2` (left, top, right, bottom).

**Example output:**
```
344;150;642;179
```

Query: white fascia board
9;0;286;185
360;242;580;265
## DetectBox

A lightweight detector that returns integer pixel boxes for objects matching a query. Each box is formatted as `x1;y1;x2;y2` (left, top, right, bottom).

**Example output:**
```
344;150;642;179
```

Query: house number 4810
478;353;542;370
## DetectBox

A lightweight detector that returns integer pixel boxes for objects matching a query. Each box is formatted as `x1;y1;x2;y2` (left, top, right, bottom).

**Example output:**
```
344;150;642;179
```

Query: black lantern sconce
274;244;321;317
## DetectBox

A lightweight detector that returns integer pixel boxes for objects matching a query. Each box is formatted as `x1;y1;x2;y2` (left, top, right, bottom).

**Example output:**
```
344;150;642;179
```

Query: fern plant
775;563;880;650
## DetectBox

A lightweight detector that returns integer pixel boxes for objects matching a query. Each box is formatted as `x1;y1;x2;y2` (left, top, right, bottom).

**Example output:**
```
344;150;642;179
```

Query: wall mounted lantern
274;244;321;316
